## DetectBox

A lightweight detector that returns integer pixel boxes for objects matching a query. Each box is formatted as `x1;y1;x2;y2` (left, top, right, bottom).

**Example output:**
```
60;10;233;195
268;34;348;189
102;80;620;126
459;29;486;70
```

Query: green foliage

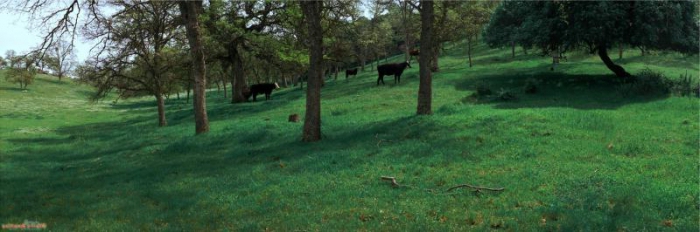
618;69;670;96
485;1;700;54
669;71;696;97
5;65;36;90
617;69;697;97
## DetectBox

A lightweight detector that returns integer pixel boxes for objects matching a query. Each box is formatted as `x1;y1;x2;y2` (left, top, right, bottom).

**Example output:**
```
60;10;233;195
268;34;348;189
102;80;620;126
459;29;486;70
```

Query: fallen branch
446;184;504;192
380;176;400;187
380;176;505;194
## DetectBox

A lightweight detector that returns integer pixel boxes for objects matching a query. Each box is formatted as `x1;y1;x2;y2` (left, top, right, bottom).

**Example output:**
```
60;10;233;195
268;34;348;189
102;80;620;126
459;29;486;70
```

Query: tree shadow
617;54;699;71
0;86;24;91
454;71;668;110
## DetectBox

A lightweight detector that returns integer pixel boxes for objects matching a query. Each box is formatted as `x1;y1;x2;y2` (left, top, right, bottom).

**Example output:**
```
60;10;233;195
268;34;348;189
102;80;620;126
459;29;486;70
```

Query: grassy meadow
1;43;698;231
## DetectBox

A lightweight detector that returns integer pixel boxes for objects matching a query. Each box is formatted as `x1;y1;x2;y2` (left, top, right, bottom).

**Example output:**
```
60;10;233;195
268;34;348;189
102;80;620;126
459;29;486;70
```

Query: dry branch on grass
446;184;504;192
380;176;504;194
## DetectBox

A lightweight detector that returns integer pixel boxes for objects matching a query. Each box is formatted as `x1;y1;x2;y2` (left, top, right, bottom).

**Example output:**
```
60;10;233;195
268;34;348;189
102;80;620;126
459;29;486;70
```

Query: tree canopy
484;1;699;78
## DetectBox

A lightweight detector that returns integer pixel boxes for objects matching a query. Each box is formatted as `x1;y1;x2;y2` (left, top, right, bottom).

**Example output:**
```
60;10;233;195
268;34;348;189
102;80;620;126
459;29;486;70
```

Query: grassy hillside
1;43;698;231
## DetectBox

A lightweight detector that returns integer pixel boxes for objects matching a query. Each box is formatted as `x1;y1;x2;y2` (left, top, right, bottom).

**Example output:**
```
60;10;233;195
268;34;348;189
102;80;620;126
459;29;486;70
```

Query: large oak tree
484;1;699;78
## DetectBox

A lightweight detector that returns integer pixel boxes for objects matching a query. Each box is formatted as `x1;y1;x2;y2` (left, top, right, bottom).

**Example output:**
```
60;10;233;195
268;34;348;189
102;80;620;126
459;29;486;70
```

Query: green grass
1;43;698;231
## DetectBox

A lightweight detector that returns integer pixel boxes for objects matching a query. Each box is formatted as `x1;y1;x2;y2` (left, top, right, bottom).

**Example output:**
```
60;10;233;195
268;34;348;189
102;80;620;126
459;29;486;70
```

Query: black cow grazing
345;68;358;78
377;61;411;85
246;82;280;101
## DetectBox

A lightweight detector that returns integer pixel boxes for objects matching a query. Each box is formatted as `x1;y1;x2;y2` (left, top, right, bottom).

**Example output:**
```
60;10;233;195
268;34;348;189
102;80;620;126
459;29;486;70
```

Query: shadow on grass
618;53;699;70
0;86;25;91
453;65;668;110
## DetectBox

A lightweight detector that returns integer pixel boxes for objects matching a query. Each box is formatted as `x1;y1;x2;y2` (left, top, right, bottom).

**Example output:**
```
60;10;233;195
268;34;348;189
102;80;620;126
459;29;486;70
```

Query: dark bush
618;69;671;96
475;81;492;96
669;71;695;97
496;88;516;101
524;78;541;94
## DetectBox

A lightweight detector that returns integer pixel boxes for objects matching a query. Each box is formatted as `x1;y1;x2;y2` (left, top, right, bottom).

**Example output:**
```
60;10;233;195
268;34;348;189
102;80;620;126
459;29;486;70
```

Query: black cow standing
345;68;358;78
377;61;411;85
245;82;280;101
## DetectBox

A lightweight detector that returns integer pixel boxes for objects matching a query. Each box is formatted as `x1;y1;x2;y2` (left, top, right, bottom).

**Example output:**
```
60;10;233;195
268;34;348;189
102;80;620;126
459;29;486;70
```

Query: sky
0;11;94;63
0;1;374;64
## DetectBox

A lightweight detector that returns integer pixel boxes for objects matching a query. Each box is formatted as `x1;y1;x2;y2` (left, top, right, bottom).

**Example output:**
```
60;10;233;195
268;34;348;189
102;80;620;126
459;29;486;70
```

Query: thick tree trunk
179;1;209;134
301;0;323;142
417;0;433;115
598;45;631;78
467;35;473;68
155;94;167;127
231;50;247;103
403;0;410;62
431;46;439;72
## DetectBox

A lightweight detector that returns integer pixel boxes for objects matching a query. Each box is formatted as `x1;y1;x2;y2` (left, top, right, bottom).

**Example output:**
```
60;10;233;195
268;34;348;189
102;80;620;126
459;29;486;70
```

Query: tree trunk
186;83;191;103
179;1;209;134
216;81;220;94
361;57;366;71
155;94;167;127
231;50;247;103
598;44;631;78
511;41;515;58
417;0;433;115
223;80;227;98
403;0;410;62
467;35;473;68
523;46;528;55
301;1;323;142
376;54;380;69
334;65;338;80
431;46;439;72
618;43;623;59
176;92;180;100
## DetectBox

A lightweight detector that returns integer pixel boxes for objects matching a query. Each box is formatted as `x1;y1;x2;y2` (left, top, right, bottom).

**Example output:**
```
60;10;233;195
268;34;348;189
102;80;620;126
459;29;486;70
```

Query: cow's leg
377;74;382;85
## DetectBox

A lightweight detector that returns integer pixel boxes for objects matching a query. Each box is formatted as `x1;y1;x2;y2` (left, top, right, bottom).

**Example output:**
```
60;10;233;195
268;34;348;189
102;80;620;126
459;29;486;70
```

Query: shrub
496;88;516;101
618;68;671;96
475;81;492;96
669;71;695;97
523;78;541;94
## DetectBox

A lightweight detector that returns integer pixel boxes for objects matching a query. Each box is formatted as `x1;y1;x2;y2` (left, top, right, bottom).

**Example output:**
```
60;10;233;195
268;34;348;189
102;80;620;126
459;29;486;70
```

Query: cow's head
404;61;412;68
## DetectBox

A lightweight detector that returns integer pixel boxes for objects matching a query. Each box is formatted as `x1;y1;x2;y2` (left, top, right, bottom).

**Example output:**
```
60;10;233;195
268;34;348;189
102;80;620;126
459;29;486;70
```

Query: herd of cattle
246;60;413;102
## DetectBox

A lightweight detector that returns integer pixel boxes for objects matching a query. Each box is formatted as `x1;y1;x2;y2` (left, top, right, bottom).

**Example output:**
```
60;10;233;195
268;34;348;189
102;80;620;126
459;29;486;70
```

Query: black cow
377;61;411;85
245;82;280;101
345;68;358;78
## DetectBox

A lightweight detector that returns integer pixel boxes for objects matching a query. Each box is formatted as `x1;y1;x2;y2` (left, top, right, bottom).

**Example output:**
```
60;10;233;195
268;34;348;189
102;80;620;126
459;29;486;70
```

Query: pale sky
0;11;92;63
0;1;373;63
